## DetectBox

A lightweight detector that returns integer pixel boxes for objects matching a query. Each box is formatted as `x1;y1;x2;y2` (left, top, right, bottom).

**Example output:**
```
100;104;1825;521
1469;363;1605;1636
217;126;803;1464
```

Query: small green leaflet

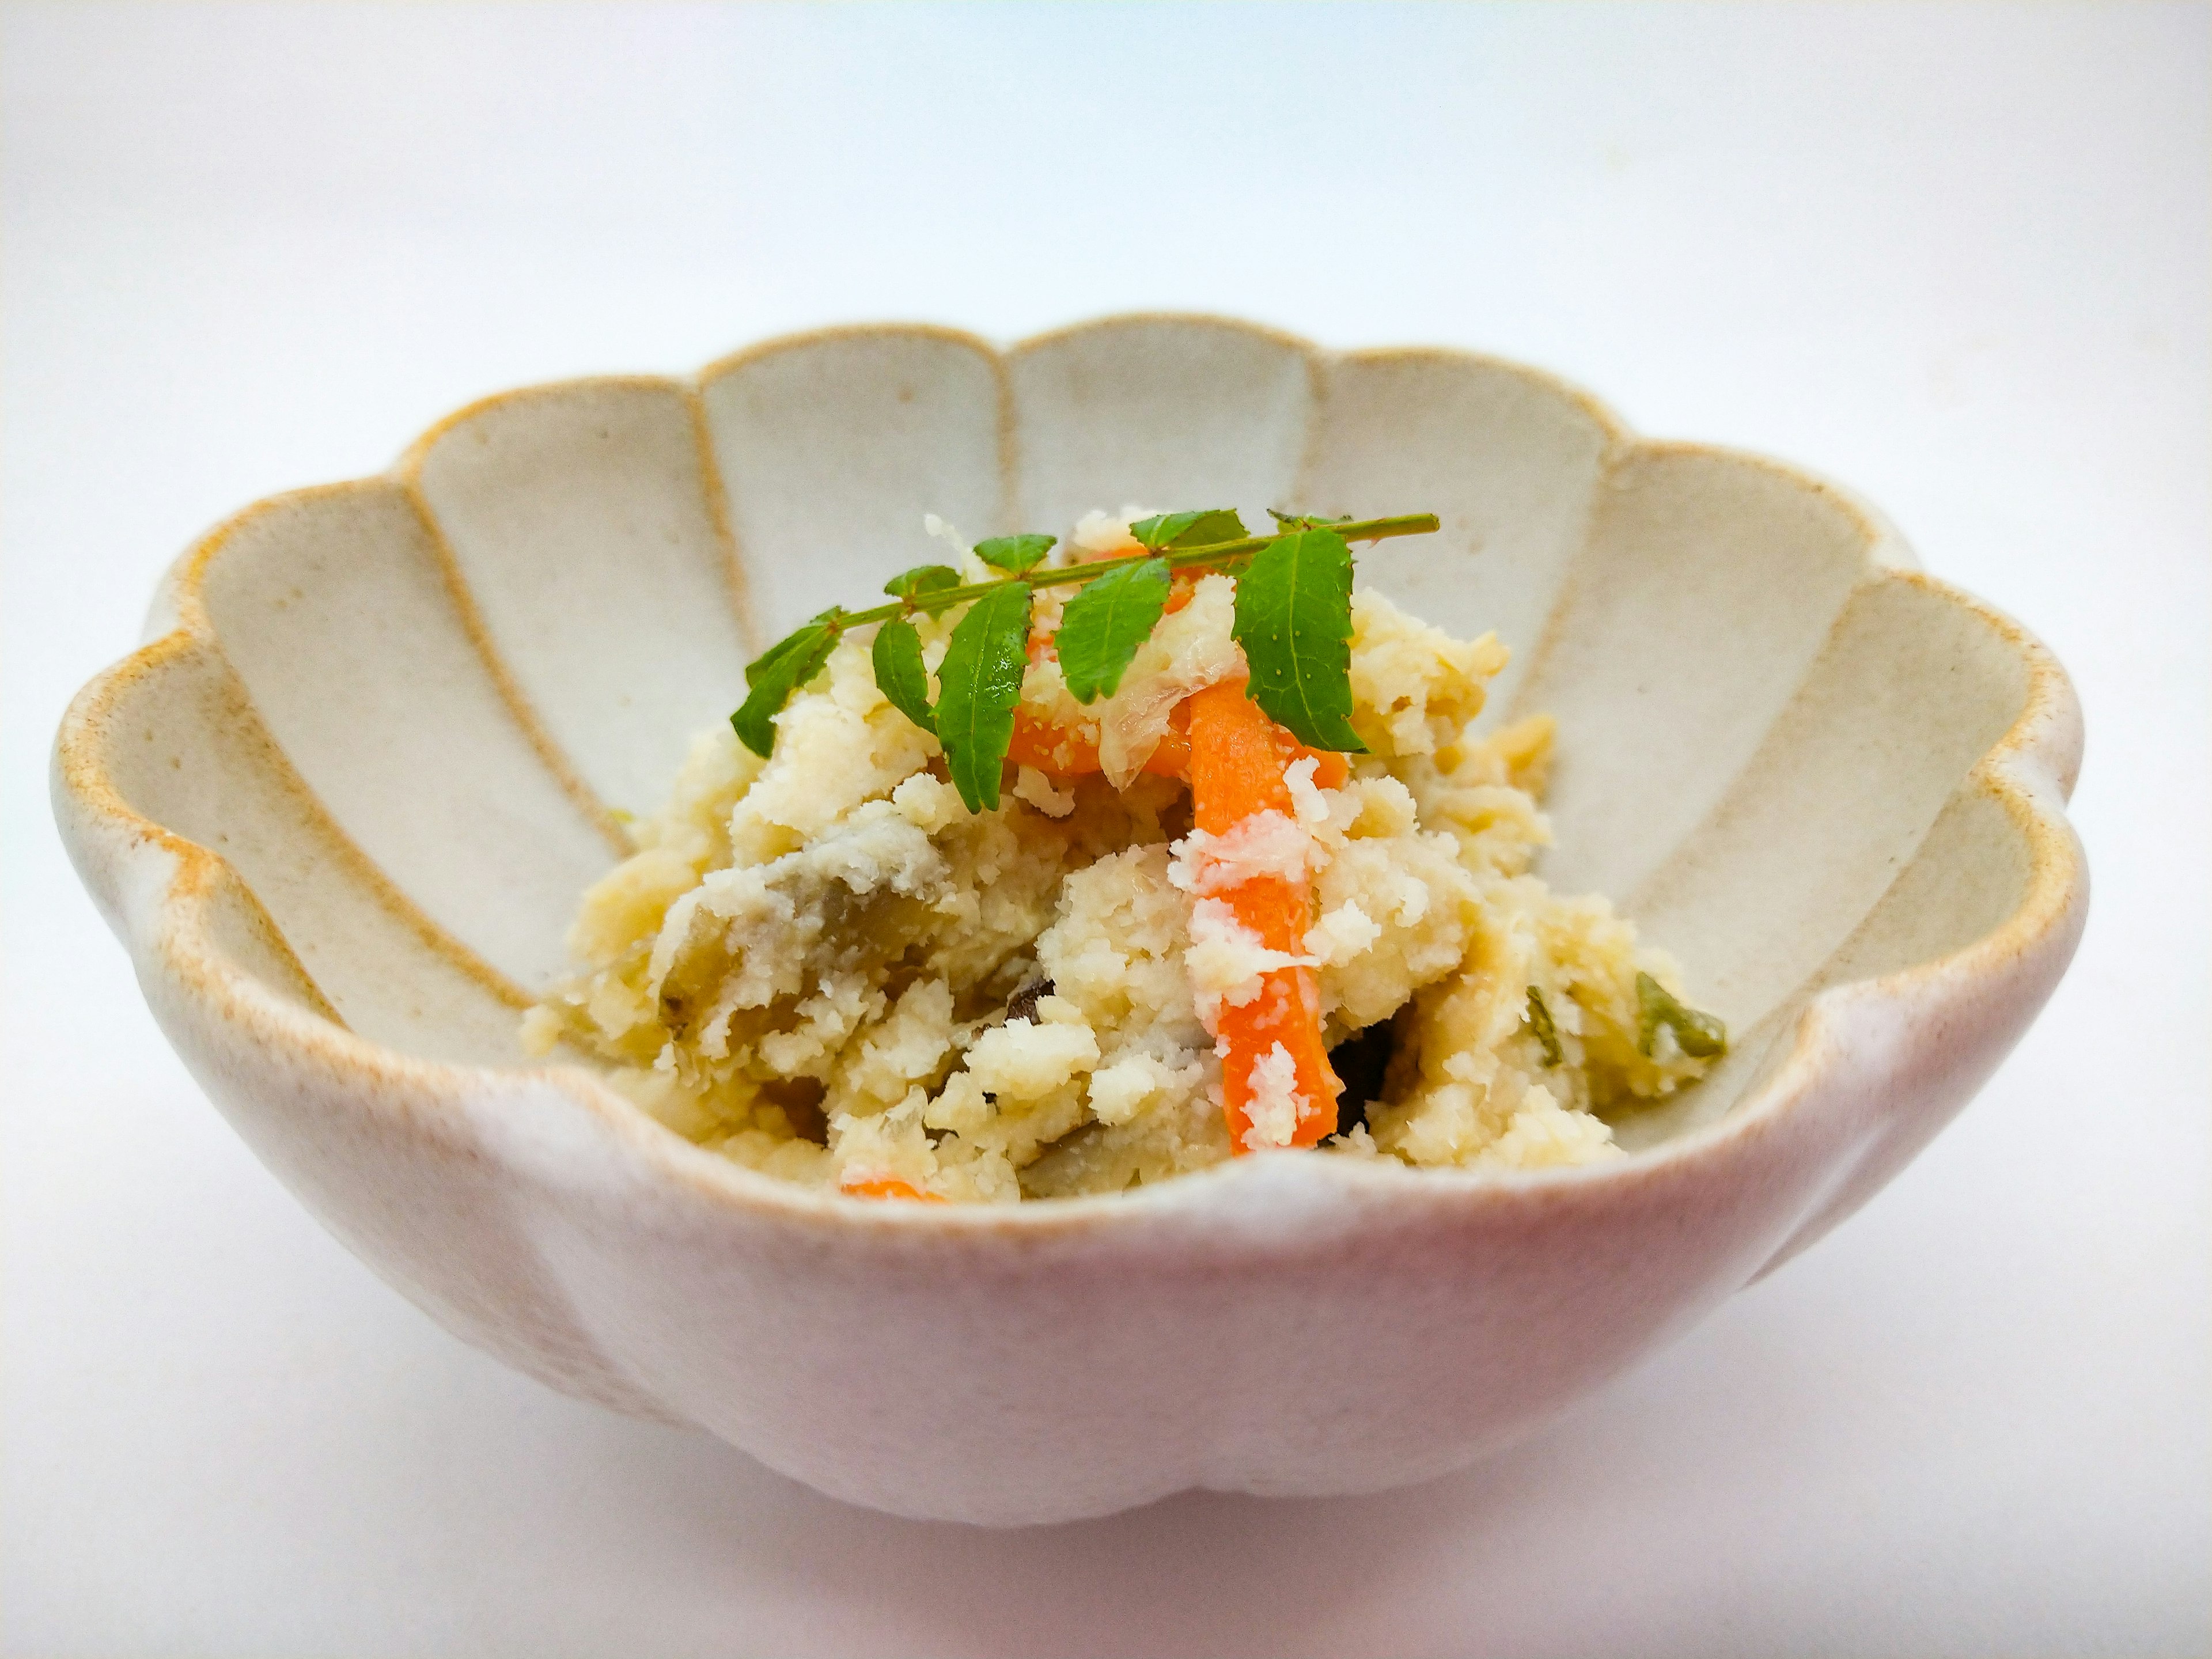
883;563;963;603
974;534;1055;575
1130;508;1248;551
732;613;842;756
933;581;1033;812
1230;528;1366;752
1525;987;1563;1067
744;607;839;689
870;618;935;733
1056;557;1171;703
1636;972;1728;1059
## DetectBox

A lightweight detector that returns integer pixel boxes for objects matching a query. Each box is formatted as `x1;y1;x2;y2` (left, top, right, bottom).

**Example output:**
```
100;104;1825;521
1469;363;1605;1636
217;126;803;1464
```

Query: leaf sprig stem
849;512;1437;631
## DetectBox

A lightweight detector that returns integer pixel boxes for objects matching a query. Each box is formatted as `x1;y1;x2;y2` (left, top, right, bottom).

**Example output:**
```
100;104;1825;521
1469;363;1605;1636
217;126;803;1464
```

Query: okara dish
528;507;1728;1202
54;317;2086;1523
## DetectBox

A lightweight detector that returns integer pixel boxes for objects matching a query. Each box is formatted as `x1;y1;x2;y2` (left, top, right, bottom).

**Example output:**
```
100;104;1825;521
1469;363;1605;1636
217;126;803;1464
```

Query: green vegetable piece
883;563;963;603
871;616;935;734
934;582;1033;812
731;614;842;756
1130;508;1248;551
1636;971;1728;1059
1266;509;1351;532
1230;527;1366;752
743;607;840;689
974;533;1056;575
1055;557;1171;703
1525;987;1563;1067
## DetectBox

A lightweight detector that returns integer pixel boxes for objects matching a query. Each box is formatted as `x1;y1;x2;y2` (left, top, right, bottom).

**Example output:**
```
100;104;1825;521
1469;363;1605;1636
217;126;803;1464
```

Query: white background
3;4;2206;1654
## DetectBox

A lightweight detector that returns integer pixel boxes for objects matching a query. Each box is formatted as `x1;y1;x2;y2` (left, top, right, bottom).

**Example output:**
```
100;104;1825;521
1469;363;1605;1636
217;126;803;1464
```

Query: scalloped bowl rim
54;312;2087;1241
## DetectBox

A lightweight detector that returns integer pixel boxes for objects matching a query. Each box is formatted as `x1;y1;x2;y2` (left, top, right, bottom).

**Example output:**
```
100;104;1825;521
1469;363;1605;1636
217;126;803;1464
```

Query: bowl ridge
400;374;765;824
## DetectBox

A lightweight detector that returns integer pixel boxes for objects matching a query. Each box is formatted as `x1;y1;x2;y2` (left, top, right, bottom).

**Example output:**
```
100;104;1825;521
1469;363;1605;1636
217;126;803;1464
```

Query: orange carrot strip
1184;679;1341;1153
1007;711;1190;779
1190;679;1316;833
839;1173;949;1203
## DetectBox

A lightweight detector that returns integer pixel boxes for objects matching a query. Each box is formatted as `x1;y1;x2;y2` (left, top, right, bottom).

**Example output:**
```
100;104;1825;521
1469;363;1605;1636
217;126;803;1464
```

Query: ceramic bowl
53;315;2085;1525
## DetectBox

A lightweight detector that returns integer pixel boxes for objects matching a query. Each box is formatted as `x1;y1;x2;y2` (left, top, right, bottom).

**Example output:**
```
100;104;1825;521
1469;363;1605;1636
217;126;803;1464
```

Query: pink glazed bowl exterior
53;316;2085;1524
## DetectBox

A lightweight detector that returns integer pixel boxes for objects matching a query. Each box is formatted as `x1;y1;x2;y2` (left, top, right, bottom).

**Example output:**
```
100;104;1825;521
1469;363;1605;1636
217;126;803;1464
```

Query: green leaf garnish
732;613;842;756
744;607;839;690
1636;972;1727;1059
1130;508;1248;551
1056;557;1171;703
1231;528;1366;752
974;534;1055;575
730;513;1440;763
933;581;1033;812
870;616;935;733
884;563;963;603
1525;987;1563;1067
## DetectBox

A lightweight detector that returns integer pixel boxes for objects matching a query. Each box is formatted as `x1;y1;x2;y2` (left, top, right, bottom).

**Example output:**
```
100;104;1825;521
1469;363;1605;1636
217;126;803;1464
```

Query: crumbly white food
525;513;1718;1202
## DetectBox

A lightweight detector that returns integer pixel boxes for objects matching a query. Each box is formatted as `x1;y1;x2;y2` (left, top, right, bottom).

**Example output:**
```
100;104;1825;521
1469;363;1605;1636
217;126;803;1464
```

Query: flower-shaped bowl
53;315;2085;1524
